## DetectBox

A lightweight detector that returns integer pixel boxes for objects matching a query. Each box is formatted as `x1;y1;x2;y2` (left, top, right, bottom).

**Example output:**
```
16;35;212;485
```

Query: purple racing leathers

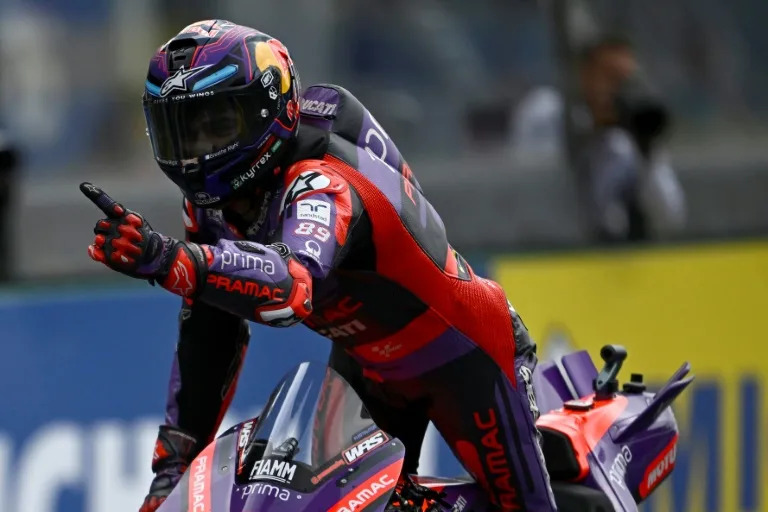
155;84;557;510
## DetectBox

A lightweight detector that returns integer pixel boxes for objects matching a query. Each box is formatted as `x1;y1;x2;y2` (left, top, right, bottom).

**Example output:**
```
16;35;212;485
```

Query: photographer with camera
575;36;685;242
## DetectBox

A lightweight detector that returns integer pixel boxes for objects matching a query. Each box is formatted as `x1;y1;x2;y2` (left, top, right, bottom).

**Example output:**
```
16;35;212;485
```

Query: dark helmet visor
144;93;272;164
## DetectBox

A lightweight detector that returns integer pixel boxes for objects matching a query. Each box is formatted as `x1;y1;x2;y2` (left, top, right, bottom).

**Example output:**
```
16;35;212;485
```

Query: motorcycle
157;344;693;511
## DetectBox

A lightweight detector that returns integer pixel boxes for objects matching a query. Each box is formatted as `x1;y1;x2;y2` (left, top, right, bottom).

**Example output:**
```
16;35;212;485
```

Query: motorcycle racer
82;20;557;511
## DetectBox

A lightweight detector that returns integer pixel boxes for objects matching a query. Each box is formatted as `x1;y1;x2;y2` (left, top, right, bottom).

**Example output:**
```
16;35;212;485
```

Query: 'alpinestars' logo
169;259;195;296
160;66;209;96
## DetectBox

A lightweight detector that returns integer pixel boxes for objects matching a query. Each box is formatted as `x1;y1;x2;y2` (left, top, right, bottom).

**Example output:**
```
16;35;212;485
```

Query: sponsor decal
194;192;220;206
261;70;274;87
316;320;367;340
203;142;239;161
639;435;678;498
303;240;322;258
191;455;208;512
238;422;253;449
81;183;100;195
473;409;521;510
168;255;196;297
231;140;283;190
609;445;633;490
207;275;284;301
452;495;468;512
237;421;254;475
370;342;403;359
300;98;338;116
296;199;331;226
240;482;291;501
160;65;210;97
343;431;388;463
219;249;276;275
331;473;396;512
249;458;297;484
281;171;332;213
352;424;379;442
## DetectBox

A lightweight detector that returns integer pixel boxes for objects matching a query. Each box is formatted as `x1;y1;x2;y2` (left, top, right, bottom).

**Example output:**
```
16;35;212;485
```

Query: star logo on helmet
160;66;209;97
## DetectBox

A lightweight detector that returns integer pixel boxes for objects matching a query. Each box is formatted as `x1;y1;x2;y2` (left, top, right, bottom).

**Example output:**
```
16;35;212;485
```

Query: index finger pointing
80;182;125;218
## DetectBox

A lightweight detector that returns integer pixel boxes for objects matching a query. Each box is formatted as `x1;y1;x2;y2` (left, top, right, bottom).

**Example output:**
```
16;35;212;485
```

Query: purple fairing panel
564;392;680;509
614;362;693;443
160;362;417;512
560;351;599;398
158;419;407;512
532;361;572;413
531;350;599;415
581;452;638;512
608;402;680;503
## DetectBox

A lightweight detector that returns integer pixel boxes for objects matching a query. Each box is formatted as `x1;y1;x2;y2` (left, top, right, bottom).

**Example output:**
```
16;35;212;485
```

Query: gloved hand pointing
81;182;207;296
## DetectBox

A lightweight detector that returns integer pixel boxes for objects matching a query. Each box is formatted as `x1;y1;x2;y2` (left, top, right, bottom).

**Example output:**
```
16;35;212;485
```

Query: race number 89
295;222;331;242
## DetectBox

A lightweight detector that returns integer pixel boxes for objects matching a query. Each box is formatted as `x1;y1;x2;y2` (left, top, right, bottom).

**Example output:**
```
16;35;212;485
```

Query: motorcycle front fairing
535;348;693;512
158;362;405;512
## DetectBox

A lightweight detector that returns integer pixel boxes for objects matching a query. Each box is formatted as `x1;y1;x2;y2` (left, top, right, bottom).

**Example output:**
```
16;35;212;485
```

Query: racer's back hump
295;84;515;366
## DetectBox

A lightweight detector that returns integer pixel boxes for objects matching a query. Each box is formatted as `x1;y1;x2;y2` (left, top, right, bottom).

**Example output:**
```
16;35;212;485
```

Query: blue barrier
0;285;464;512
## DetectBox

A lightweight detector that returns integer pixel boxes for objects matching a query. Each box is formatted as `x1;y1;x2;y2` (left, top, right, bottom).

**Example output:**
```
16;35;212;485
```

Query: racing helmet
143;20;300;208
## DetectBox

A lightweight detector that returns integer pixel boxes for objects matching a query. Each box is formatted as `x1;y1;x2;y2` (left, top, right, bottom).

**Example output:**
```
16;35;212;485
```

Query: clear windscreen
240;362;387;492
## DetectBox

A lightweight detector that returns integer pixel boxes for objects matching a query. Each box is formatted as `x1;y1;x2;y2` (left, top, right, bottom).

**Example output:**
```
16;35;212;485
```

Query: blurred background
0;0;766;511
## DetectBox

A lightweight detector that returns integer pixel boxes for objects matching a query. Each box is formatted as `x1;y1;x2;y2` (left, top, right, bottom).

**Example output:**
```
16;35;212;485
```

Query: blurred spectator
0;129;18;282
575;36;685;242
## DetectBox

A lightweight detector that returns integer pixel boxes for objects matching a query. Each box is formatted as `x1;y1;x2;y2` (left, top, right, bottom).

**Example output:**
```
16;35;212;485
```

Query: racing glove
139;425;202;512
82;182;312;324
81;182;206;297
